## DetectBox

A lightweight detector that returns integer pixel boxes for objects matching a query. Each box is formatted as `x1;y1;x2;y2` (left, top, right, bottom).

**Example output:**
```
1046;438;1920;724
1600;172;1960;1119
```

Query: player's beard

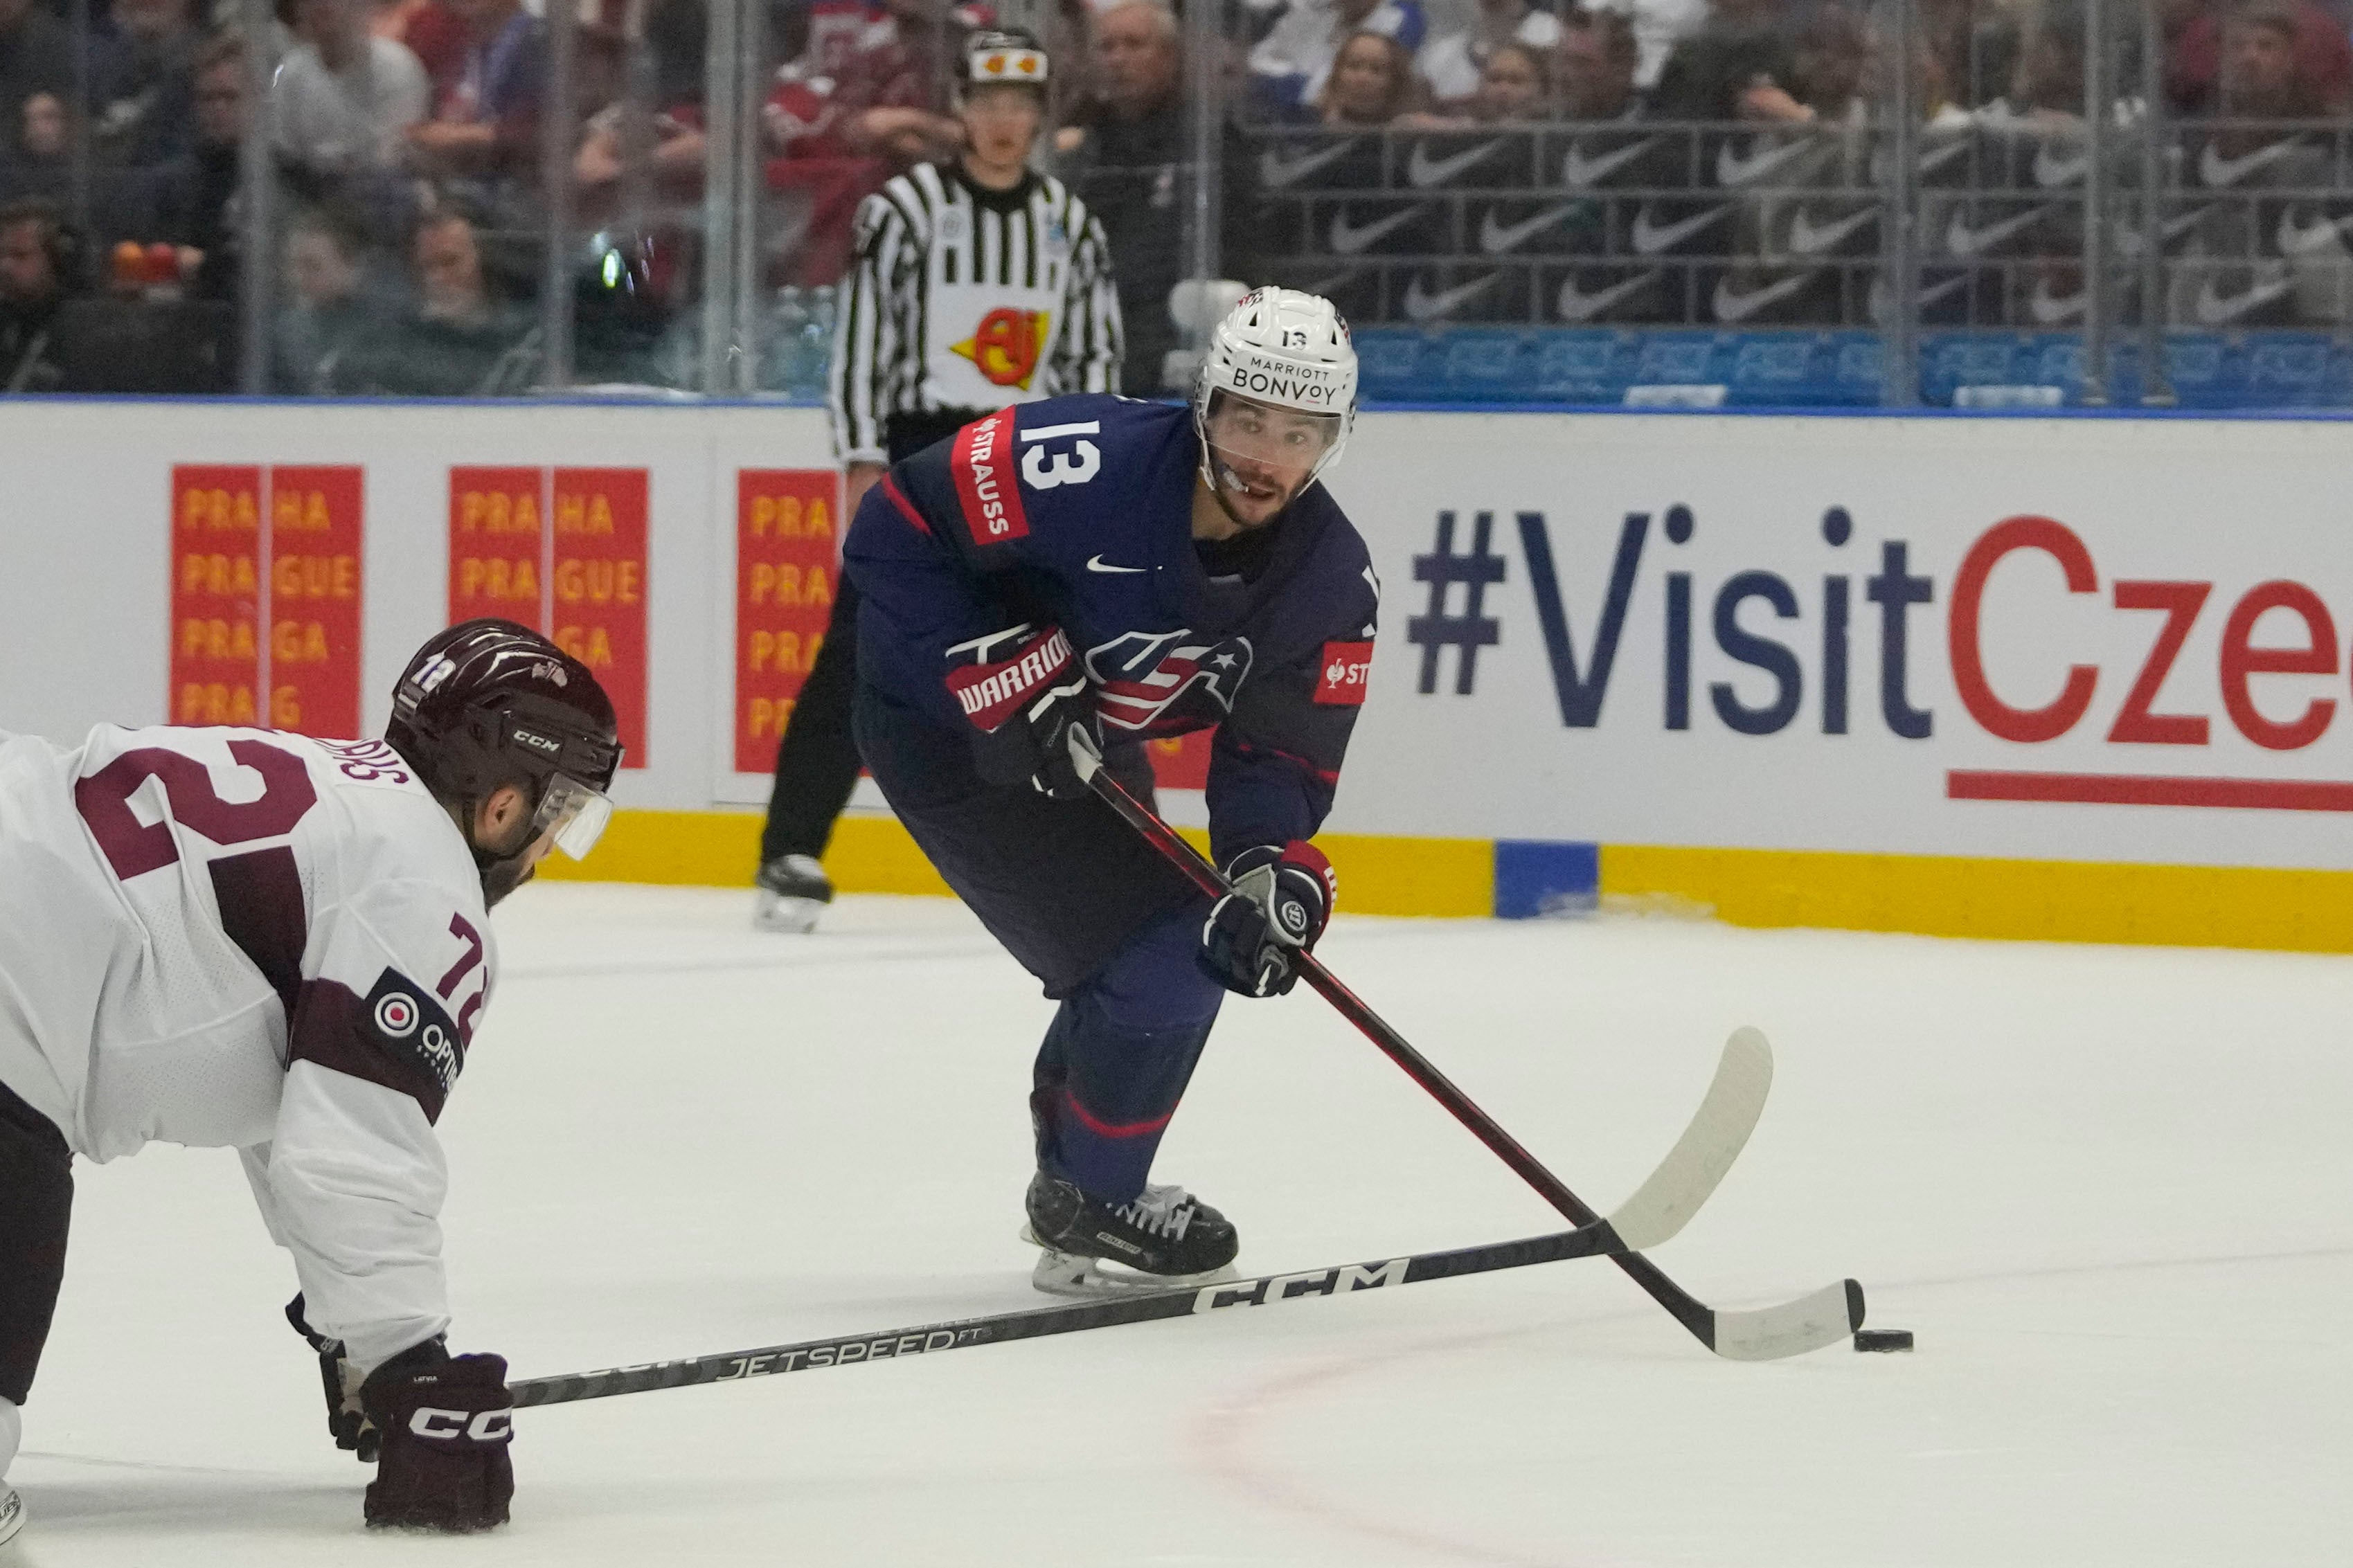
1207;455;1303;530
476;848;537;908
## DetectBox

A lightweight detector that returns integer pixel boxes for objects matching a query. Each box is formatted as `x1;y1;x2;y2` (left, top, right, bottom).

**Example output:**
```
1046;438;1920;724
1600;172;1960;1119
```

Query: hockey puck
1853;1328;1915;1353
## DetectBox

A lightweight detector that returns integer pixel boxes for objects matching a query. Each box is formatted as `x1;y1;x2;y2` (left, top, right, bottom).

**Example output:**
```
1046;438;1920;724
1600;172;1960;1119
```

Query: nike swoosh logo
2165;204;2214;243
1787;205;1875;257
2277;206;2353;255
1871;134;1970;186
1561;135;1658;188
1711;271;1818;324
1630;202;1731;255
2200;136;2300;188
1086;555;1149;574
2194;273;2296;326
1716;136;1819;188
2027;282;2084;325
1258;138;1363;189
1556;269;1659;323
1329;205;1426;255
1479;202;1578;254
2032;143;2088;188
1945;204;2052;257
1867;271;1970;321
1404;273;1500;322
1406;138;1504;188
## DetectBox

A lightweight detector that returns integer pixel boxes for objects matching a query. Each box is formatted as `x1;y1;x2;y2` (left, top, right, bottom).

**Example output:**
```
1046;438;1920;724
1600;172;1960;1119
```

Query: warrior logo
1086;631;1254;734
952;307;1051;389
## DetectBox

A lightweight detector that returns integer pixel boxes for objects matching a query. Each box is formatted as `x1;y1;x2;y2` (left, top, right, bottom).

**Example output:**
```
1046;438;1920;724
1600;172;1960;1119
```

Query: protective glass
532;772;615;860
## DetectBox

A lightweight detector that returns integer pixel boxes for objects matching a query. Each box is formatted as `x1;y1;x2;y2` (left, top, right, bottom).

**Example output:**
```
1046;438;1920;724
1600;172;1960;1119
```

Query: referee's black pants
0;1076;72;1415
759;408;987;866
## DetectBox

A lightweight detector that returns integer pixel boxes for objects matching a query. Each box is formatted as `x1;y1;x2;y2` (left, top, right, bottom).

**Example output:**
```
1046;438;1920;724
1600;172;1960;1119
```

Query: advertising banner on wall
1321;413;2353;872
447;465;648;768
170;463;362;736
733;469;839;776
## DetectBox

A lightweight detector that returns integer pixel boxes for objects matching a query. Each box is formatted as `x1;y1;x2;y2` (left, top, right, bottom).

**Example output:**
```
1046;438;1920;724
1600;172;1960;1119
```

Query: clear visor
532;772;614;860
1202;392;1343;473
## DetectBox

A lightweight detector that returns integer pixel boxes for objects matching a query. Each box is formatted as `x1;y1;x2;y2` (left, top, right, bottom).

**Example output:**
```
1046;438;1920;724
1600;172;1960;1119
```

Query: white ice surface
9;886;2352;1566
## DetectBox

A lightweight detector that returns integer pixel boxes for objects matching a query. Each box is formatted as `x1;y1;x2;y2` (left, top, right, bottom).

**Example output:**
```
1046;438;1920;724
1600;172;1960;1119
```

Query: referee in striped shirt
756;26;1125;932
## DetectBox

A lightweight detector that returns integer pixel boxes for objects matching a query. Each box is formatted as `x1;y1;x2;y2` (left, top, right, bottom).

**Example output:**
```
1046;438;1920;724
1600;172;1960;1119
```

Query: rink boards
6;395;2353;951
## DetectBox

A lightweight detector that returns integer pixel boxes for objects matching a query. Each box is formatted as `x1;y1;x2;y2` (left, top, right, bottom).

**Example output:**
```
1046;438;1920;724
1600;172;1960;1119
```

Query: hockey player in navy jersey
844;286;1378;1292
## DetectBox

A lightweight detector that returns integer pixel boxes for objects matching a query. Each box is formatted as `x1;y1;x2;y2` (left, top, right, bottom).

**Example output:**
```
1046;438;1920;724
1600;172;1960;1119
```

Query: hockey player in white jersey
0;618;620;1542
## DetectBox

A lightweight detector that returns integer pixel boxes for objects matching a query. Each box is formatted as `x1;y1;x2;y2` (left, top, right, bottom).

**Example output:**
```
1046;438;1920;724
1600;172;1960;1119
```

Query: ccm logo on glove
409;1408;515;1441
1200;841;1336;998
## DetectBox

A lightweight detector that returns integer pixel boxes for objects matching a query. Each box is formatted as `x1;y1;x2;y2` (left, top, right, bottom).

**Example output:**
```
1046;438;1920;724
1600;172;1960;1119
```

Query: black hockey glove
286;1294;379;1462
1199;841;1336;998
359;1340;515;1533
945;622;1099;800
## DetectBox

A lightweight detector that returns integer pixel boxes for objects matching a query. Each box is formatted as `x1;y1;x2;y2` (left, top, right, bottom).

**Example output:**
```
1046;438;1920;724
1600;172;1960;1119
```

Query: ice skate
1023;1172;1240;1296
753;854;834;933
0;1486;24;1549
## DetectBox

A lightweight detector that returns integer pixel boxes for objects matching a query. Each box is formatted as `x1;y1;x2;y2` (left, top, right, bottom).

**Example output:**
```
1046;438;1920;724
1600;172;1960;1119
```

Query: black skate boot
1023;1171;1240;1296
753;854;833;933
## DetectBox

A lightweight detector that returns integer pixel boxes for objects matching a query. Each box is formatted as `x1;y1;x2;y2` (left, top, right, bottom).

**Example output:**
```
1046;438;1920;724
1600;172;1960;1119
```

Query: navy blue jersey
844;393;1379;864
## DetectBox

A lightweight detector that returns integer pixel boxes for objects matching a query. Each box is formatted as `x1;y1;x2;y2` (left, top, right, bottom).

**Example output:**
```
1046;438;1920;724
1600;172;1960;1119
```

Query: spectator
1066;0;1187;392
0;0;73;162
1645;0;1795;122
1736;2;1868;124
0;89;67;204
91;0;199;170
0;197;72;390
351;204;533;392
374;0;465;92
1249;0;1429;117
1315;28;1424;124
406;0;544;188
573;11;707;230
1557;6;1643;120
830;0;986;168
1584;0;1707;90
272;205;379;390
1418;0;1562;107
2166;0;2352;117
274;0;433;181
136;30;247;302
1463;38;1550;120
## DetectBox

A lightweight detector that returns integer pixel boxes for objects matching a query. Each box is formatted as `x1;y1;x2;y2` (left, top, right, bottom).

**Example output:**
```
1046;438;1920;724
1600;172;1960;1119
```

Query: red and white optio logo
373;993;420;1038
1314;641;1374;705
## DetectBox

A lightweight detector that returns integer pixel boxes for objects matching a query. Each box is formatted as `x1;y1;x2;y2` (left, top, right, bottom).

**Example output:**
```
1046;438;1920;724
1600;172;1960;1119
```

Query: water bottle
767;286;807;393
798;285;836;397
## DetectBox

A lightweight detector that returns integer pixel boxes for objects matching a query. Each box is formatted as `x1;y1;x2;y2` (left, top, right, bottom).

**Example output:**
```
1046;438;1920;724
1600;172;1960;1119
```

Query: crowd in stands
5;0;2353;394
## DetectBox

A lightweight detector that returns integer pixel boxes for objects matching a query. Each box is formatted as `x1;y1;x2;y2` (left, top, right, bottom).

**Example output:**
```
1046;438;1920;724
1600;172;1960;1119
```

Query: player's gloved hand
286;1293;379;1462
1199;841;1336;998
945;622;1100;800
359;1340;515;1533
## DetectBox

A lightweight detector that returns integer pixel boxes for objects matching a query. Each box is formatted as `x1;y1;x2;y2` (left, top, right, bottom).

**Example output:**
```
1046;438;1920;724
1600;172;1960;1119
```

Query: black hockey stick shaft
1080;764;1811;1355
510;1221;1626;1409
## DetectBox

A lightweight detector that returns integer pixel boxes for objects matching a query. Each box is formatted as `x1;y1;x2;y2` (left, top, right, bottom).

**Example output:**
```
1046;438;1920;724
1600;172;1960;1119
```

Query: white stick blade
1709;1279;1863;1361
1602;1027;1774;1253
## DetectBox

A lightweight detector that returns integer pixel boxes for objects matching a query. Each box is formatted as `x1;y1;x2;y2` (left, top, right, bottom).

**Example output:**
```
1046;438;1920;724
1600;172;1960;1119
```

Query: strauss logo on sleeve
950;408;1030;545
1314;641;1374;705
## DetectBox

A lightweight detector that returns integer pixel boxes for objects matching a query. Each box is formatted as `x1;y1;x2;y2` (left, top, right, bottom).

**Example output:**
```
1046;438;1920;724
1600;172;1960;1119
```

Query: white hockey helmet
1192;287;1358;485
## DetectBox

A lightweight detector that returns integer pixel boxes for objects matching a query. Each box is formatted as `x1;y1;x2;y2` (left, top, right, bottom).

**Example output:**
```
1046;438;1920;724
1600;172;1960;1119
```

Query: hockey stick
510;1027;1770;1408
1074;741;1863;1361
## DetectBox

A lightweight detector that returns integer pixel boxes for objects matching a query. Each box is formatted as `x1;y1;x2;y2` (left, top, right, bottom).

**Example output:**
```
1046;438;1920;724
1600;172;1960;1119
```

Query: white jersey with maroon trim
0;724;494;1371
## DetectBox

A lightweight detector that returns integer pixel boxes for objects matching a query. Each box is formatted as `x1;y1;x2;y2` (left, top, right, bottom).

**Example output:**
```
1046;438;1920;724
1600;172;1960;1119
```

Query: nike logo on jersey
1259;138;1364;188
1712;271;1818;324
2200;136;2302;188
1478;203;1578;254
1787;204;1876;257
1716;136;1820;188
1329;205;1426;255
1403;272;1500;322
1406;138;1505;188
2277;206;2353;255
1630;202;1731;255
2032;141;2088;188
1556;269;1658;322
2194;271;2295;325
1561;135;1658;188
1945;204;2052;257
1086;555;1149;574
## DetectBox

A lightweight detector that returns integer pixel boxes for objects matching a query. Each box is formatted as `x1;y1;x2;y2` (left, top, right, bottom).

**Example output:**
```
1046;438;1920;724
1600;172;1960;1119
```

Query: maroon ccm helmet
386;620;622;896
